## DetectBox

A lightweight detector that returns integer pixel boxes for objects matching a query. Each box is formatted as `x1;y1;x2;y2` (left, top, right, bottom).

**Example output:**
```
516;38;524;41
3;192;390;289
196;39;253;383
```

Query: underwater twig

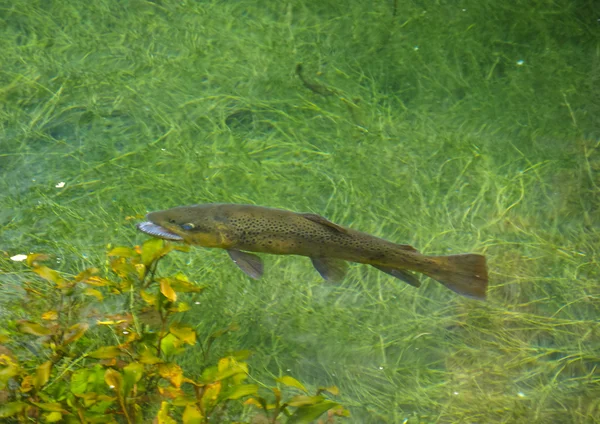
156;302;167;358
561;92;577;128
295;63;365;130
142;257;160;290
296;64;337;96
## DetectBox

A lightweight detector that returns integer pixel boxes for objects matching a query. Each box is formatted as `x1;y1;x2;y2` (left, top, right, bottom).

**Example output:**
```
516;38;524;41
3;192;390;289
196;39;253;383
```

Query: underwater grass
1;0;599;422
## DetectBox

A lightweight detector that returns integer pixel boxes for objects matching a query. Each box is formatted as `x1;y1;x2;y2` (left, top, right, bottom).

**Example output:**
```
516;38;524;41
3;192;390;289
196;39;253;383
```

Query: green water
1;1;598;422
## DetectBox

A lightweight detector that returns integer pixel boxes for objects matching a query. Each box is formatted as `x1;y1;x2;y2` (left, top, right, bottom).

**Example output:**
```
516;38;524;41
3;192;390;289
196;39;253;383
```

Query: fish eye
181;223;195;231
168;219;176;224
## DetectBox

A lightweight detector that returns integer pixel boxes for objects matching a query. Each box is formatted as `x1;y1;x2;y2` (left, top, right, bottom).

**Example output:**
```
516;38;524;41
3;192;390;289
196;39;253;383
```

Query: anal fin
372;265;421;288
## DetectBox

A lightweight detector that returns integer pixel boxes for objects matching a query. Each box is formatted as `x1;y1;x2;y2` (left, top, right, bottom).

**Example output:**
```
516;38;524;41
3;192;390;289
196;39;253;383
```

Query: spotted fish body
137;204;488;299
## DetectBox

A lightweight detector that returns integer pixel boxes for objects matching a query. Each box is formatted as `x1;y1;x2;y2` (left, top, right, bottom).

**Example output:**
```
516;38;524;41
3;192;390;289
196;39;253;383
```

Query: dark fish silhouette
137;204;488;299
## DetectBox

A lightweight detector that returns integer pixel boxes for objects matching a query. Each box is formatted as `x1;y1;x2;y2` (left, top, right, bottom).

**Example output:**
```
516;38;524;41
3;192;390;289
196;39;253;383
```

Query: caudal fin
422;254;488;300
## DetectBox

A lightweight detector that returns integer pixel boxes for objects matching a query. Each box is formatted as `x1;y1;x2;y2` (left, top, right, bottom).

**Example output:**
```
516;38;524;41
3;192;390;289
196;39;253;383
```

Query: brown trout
137;204;488;299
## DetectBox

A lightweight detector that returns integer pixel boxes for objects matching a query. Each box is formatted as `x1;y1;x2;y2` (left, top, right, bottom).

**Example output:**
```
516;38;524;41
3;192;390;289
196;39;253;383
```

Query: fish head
137;205;232;248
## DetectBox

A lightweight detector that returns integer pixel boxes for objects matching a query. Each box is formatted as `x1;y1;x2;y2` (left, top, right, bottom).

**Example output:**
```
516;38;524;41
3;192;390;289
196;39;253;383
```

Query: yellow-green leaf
107;246;137;257
244;397;264;409
287;400;340;424
225;384;259;400
75;392;98;407
30;401;66;413
139;348;161;365
135;263;146;280
89;346;120;359
34;361;52;390
44;411;63;422
244;397;273;411
0;356;20;389
169;323;196;346
20;375;33;392
159;333;181;357
84;287;104;301
104;368;123;392
141;238;165;266
84;276;113;287
33;266;63;284
173;272;189;281
201;381;221;412
26;253;50;266
217;356;232;373
182;404;203;424
167;278;205;293
214;357;248;382
96;319;127;326
17;320;51;336
0;401;27;418
41;310;58;320
172;395;195;406
277;376;308;393
171;302;191;313
110;257;138;279
123;362;144;397
318;385;340;396
140;290;157;306
334;407;351;417
63;323;89;345
286;395;324;407
73;267;99;282
124;362;144;383
70;369;90;395
158;385;184;400
159;363;183;388
54;279;75;290
160;279;177;302
156;401;177;424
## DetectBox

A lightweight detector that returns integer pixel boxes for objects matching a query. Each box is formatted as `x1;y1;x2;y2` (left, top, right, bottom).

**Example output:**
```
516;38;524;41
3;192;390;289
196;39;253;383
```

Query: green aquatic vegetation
0;240;347;423
0;0;598;422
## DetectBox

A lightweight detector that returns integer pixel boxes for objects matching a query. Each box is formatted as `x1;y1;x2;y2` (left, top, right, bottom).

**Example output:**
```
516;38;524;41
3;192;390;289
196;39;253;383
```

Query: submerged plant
0;240;348;423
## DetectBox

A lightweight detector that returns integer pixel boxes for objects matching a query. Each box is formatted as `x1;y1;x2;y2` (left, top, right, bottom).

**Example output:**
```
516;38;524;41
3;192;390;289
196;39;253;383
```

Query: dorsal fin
300;213;349;235
372;265;421;287
396;243;419;252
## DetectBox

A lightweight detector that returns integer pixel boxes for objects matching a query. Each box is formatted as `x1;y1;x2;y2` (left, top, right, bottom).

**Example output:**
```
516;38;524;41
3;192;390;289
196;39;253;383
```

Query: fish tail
420;254;488;300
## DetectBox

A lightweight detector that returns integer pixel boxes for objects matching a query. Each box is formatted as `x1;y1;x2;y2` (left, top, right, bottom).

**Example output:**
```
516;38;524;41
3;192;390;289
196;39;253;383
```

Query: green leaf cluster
0;240;348;423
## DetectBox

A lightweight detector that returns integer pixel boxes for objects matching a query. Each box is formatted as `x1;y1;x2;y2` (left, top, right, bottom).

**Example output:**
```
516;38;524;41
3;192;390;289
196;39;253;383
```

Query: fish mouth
137;221;183;241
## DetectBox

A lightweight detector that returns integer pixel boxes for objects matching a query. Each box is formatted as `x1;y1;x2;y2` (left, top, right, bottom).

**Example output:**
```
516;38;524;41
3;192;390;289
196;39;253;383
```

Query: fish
137;204;489;300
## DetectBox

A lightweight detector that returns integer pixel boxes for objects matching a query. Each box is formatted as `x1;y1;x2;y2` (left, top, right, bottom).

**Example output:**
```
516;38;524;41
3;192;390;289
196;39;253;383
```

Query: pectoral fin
300;213;349;235
227;250;264;279
372;265;421;288
311;257;348;282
